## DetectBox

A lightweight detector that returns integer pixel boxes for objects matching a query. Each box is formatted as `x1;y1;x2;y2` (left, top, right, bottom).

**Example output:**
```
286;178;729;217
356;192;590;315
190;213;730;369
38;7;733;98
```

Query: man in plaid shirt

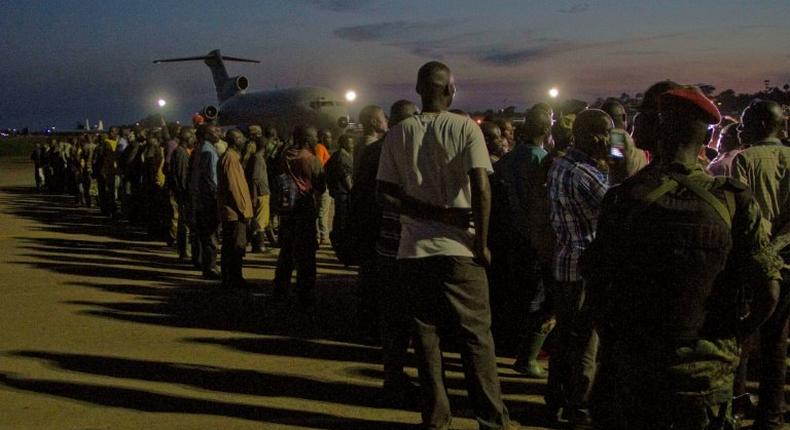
545;109;612;426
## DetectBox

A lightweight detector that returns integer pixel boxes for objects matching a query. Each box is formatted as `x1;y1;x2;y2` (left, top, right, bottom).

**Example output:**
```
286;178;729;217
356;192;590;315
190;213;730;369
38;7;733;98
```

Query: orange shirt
315;143;330;166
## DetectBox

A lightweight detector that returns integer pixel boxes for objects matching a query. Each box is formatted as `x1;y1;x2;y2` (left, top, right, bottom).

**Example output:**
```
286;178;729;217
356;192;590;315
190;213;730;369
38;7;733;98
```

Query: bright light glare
345;90;357;102
157;99;167;107
548;88;559;98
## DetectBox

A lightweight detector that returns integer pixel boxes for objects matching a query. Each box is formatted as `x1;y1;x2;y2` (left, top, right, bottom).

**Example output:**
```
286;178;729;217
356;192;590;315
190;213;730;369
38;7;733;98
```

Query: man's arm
469;167;491;266
730;188;784;337
741;280;780;337
313;158;326;195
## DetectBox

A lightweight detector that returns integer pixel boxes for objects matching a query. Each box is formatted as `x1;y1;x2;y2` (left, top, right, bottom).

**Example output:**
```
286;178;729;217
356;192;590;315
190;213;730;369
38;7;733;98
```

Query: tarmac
0;157;550;430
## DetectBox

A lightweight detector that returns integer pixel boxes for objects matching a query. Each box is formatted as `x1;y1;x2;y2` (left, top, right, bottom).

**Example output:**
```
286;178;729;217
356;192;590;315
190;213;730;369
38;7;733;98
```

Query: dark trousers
196;210;219;275
357;258;379;334
274;214;317;300
97;176;112;215
79;172;92;207
593;338;738;430
547;280;598;413
755;277;790;428
401;256;509;430
174;199;190;259
221;221;246;287
378;255;413;382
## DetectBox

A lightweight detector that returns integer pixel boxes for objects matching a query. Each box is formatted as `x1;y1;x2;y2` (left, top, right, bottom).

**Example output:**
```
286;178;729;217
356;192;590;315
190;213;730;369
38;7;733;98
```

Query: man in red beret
582;85;782;429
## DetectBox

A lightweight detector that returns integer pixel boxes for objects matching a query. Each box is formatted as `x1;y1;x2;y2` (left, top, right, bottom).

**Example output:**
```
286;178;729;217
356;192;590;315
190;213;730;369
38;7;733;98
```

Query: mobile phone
610;147;624;159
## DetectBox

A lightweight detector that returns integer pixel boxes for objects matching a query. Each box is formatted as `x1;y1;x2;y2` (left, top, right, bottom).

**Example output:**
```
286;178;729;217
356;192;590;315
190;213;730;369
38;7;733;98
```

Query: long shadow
5;350;549;427
187;336;392;366
1;184;551;428
0;373;416;429
9;351;425;410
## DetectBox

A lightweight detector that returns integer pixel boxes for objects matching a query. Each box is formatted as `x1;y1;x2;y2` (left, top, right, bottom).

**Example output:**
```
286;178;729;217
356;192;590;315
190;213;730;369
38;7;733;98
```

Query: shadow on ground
0;185;551;428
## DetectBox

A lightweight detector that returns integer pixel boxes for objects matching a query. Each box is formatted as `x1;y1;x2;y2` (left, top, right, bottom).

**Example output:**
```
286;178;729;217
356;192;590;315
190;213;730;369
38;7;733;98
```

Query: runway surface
0;157;550;429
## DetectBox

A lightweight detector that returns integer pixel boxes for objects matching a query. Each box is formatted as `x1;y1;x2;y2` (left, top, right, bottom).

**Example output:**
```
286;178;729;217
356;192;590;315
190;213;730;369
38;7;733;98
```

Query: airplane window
311;101;337;109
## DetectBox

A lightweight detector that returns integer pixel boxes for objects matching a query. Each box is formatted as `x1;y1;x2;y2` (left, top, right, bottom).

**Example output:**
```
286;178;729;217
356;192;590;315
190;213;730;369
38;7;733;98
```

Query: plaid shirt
548;148;608;282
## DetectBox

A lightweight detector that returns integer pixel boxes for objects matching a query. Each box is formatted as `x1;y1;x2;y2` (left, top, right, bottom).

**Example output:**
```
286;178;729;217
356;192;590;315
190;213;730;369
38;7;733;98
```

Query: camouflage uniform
582;161;783;430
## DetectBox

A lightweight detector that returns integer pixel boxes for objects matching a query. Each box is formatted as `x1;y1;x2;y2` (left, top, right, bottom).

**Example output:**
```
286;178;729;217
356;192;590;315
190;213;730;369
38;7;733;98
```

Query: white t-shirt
377;111;493;259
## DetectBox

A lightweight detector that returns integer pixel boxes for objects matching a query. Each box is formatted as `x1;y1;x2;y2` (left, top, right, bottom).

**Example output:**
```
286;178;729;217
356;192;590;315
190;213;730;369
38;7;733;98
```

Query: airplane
153;49;352;139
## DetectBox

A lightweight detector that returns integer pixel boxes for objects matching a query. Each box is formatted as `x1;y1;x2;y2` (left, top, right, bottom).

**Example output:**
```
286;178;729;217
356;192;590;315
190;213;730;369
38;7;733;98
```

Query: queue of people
30;60;789;430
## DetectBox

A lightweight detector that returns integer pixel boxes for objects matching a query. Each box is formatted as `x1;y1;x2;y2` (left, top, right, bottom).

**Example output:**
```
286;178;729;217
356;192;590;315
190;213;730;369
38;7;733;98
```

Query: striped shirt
547;148;608;282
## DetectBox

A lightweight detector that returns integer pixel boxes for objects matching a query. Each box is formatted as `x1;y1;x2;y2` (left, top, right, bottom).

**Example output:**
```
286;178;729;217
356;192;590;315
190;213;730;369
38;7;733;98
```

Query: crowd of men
29;60;789;430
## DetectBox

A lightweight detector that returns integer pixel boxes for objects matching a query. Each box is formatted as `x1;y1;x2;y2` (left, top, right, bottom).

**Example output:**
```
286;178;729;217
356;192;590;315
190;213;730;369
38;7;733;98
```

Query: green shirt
732;138;790;234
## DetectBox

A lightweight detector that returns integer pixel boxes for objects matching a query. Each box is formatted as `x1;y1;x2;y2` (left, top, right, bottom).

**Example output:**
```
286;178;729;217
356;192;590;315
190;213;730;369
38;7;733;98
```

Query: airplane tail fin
154;49;259;103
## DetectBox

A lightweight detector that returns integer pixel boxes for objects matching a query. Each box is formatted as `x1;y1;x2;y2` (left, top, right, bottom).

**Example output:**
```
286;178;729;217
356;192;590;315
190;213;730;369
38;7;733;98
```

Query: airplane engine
202;105;219;120
222;75;249;97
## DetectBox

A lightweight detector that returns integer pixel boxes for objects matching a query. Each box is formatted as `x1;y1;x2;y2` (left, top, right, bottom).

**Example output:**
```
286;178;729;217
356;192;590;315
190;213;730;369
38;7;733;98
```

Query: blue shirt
196;141;219;212
496;143;550;239
547;148;608;282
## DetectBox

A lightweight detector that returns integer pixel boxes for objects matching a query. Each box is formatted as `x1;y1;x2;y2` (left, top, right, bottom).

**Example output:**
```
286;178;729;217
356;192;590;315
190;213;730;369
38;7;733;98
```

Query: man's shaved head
389;99;418;126
416;61;455;111
520;108;553;143
573;109;613;160
359;105;387;136
740;100;786;144
416;61;451;95
292;125;318;149
601;99;627;129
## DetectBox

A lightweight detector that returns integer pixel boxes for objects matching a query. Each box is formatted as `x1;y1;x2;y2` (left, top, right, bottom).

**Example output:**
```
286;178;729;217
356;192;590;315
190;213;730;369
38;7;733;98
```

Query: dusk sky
2;0;789;128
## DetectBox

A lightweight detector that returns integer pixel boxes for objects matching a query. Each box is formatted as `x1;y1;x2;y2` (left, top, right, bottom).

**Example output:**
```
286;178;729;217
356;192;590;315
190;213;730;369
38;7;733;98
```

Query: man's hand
474;241;491;267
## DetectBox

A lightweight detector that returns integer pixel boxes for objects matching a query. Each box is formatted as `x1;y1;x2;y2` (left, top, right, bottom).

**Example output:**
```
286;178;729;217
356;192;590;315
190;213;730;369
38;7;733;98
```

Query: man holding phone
602;99;647;185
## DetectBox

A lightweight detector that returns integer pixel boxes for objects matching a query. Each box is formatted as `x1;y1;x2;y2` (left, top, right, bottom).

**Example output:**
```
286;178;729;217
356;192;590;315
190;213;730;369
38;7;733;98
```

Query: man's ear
446;82;456;97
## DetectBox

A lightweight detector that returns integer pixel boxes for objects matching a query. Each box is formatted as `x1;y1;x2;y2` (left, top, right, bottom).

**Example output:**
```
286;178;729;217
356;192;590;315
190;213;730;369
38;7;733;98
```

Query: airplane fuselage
217;87;349;140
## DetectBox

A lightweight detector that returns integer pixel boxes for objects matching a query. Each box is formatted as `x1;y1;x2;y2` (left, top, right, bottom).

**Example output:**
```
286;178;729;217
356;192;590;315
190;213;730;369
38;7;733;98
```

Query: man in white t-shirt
377;61;511;430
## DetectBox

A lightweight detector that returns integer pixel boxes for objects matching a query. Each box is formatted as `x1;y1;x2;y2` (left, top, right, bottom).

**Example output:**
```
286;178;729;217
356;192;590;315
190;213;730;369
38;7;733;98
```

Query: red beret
659;87;721;125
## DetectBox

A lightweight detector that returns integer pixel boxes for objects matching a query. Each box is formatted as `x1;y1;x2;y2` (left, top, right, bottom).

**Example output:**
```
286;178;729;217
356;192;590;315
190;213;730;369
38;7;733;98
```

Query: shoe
513;358;546;378
513;332;549;378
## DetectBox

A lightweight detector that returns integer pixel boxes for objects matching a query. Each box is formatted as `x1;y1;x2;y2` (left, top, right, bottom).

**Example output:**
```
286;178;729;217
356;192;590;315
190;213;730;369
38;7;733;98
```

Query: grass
0;136;49;157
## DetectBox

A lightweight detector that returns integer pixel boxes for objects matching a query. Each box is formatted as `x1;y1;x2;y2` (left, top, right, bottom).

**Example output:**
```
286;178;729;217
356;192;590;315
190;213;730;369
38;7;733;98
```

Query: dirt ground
0;157;552;429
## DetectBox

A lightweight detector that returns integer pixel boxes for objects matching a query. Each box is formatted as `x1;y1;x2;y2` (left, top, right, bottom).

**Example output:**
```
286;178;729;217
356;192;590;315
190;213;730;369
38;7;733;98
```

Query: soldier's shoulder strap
630;173;735;228
668;172;734;228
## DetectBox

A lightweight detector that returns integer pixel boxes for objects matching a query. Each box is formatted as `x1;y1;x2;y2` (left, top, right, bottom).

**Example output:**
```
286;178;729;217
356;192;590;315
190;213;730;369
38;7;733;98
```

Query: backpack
614;172;739;343
274;168;300;214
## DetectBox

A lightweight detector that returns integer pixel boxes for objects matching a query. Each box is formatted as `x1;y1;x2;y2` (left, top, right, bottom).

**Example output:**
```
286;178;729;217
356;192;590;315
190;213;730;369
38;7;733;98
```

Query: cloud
475;47;557;66
387;31;485;60
558;3;590;14
608;49;668;56
333;20;450;42
297;0;374;13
